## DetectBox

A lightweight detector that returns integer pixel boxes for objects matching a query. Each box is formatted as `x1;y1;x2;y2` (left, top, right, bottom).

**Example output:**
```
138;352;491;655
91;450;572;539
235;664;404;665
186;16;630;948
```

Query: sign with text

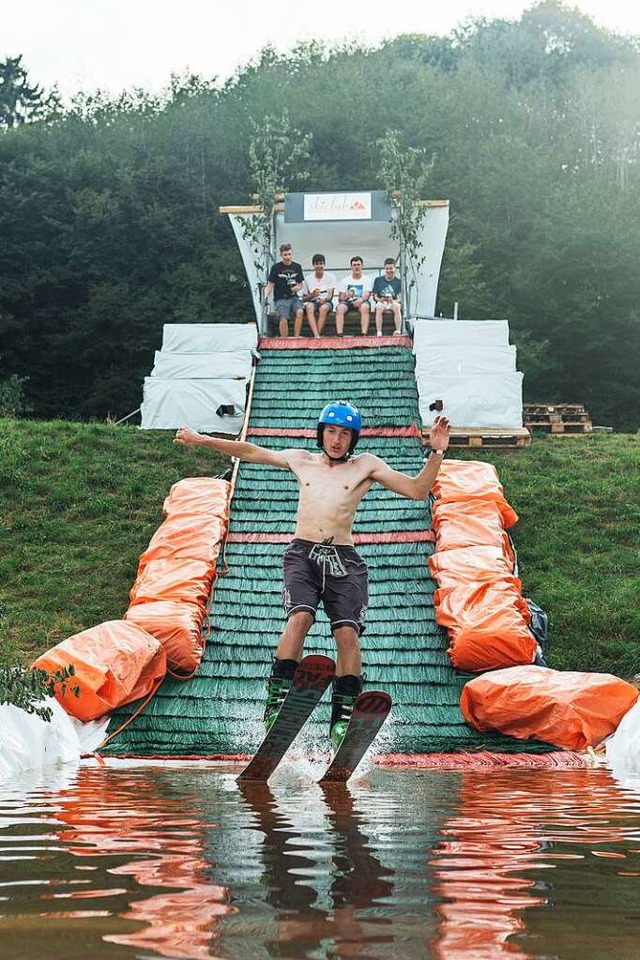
303;192;373;222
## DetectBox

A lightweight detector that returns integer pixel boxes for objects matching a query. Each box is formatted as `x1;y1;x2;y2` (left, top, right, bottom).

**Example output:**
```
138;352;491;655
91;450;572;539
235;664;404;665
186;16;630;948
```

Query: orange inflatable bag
432;500;516;559
460;665;639;749
128;558;214;610
435;579;536;671
125;600;205;676
33;620;167;721
431;460;518;528
429;544;514;591
138;514;226;570
162;477;230;519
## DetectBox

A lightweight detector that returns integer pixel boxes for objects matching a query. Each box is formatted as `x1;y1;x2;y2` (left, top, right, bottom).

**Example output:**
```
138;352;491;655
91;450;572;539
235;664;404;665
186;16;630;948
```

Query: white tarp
415;346;517;376
0;701;109;776
229;203;449;328
161;323;258;354
150;350;253;380
413;319;511;352
140;378;246;432
418;372;524;428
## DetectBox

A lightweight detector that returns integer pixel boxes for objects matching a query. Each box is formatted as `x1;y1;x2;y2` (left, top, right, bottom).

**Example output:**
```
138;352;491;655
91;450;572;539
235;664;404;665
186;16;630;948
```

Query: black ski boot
263;658;298;731
330;674;363;751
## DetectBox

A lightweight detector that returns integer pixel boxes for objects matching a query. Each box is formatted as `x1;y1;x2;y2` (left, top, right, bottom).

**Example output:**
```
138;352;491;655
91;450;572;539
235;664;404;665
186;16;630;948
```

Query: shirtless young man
174;401;450;750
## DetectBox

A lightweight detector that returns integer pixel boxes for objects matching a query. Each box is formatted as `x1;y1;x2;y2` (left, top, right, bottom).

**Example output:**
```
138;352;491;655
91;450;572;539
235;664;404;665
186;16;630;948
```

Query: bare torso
287;450;375;545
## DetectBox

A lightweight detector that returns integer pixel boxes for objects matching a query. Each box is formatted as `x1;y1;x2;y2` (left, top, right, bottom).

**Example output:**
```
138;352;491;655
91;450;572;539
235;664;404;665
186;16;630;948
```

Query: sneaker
393;329;402;335
263;675;292;731
376;331;383;337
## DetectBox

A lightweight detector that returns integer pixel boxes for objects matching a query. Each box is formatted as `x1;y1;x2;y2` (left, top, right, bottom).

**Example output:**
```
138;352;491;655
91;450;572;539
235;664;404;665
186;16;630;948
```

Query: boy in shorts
264;243;305;338
174;403;450;749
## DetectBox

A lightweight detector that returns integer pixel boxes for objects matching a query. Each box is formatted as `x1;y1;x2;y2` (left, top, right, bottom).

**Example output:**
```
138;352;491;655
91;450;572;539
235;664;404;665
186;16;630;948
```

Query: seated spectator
373;258;402;336
335;256;374;336
302;254;337;338
264;243;305;338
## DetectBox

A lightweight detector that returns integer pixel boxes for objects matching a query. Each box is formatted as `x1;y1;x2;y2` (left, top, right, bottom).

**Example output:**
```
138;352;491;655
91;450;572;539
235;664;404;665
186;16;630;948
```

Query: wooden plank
422;427;531;449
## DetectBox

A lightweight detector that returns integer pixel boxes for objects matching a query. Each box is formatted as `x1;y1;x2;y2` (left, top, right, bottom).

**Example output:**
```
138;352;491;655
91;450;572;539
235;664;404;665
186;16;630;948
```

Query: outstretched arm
174;427;293;469
367;416;450;500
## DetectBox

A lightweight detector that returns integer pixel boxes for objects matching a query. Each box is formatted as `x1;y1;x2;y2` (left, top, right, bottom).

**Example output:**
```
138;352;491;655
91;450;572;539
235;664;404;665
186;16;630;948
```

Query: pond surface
1;757;640;960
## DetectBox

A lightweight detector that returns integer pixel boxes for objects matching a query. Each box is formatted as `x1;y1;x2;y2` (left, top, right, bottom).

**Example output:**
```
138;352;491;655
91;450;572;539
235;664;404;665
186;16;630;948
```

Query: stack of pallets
523;403;593;435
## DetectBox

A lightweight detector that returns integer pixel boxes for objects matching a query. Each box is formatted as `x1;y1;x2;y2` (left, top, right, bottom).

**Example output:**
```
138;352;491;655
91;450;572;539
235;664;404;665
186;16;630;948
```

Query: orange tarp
460;665;640;749
431;500;516;558
428;544;515;591
429;460;532;673
435;580;536;671
128;558;215;611
125;601;205;676
126;477;230;674
33;620;167;721
431;460;518;528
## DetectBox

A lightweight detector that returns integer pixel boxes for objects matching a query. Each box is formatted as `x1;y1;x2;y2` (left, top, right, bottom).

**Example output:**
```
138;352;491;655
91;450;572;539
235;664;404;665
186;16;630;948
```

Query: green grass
1;420;638;678
0;419;225;662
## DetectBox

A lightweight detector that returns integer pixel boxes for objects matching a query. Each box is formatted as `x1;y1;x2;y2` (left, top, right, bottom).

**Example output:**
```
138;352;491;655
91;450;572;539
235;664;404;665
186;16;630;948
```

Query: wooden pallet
523;402;592;434
538;421;593;435
422;427;531;449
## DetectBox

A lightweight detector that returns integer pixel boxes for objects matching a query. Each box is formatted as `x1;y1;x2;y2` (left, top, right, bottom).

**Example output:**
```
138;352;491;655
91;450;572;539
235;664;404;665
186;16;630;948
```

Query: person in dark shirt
372;258;402;336
264;243;305;338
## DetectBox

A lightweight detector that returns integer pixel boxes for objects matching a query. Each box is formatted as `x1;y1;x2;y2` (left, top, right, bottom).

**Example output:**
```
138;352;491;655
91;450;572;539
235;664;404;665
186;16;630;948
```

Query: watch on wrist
432;449;445;456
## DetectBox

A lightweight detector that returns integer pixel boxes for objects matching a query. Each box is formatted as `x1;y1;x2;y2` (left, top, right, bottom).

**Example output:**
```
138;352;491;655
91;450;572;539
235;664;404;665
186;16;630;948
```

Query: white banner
303;192;372;222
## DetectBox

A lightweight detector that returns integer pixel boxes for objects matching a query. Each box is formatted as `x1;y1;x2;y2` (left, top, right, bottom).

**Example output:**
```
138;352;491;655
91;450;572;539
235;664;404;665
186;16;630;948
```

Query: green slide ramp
104;341;553;756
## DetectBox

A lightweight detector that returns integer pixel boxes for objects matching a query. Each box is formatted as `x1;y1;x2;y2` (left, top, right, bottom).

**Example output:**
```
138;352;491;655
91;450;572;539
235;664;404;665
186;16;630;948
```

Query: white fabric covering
415;346;517;376
150;350;252;380
161;323;258;354
418;372;524;428
0;701;109;776
413;319;510;352
140;378;246;432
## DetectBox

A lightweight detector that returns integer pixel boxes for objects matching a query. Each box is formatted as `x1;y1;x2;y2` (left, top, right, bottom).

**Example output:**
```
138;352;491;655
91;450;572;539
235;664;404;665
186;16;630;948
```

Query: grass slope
1;419;638;678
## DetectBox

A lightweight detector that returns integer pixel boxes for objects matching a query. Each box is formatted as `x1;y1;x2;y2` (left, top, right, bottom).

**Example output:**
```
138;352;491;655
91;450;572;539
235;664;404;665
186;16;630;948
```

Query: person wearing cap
174;403;450;750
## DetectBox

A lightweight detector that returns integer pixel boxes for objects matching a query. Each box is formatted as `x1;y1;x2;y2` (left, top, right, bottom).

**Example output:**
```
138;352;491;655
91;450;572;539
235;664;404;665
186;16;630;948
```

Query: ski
238;654;335;782
319;690;392;784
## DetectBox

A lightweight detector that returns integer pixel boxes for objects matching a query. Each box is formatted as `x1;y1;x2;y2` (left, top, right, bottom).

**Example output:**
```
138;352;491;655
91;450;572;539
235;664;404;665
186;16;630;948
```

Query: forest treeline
1;0;640;429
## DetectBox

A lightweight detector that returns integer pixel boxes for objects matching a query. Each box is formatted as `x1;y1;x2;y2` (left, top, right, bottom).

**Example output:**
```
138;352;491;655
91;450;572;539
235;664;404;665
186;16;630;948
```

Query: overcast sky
5;0;640;101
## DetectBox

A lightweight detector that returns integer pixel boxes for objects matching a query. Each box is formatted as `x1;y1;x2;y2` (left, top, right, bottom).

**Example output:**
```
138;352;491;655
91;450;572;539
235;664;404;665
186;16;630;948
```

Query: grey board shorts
282;538;369;635
274;297;304;320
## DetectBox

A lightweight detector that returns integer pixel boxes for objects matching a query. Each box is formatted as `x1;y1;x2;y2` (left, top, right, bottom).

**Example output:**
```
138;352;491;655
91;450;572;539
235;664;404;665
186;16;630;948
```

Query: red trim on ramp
247;426;422;438
259;336;411;349
227;530;435;544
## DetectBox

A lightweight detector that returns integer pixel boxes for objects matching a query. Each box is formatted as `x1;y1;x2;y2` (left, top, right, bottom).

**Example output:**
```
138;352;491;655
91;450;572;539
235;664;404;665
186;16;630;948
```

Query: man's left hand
430;415;450;451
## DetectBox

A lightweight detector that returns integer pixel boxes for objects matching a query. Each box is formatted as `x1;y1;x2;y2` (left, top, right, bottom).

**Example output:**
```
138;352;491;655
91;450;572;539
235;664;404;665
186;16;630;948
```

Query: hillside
1;419;638;678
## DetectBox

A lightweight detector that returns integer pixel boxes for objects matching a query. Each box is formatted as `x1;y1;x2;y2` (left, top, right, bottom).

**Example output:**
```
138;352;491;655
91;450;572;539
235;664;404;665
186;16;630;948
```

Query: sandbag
128;558;214;610
461;666;639;750
431;500;509;550
32;620;167;721
162;477;230;519
138;514;226;570
435;579;535;671
431;460;518;528
432;500;516;559
428;544;515;591
125;600;205;675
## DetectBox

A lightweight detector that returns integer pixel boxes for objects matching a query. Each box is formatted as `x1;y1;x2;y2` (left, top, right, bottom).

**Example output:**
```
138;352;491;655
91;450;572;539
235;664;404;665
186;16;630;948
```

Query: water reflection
236;780;395;958
428;767;640;959
2;763;640;959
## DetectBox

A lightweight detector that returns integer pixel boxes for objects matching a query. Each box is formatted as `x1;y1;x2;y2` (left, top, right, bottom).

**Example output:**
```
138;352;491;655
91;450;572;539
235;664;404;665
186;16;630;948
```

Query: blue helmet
317;401;362;457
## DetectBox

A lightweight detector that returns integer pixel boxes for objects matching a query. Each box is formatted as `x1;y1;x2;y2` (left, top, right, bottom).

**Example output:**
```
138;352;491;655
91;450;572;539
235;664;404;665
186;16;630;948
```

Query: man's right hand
174;426;202;445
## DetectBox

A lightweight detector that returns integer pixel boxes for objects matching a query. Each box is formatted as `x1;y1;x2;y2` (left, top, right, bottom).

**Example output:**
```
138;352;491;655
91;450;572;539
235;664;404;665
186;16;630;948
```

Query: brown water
1;759;640;960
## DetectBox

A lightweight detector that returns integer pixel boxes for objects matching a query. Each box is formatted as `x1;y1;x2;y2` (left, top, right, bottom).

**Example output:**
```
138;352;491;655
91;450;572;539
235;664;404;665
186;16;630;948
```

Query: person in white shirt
302;253;337;338
335;256;374;337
